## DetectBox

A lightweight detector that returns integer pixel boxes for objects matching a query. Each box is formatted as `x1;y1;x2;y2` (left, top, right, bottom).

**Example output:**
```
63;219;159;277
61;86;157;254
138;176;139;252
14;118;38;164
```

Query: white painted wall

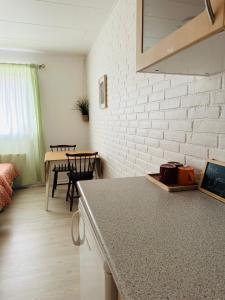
0;50;89;150
87;0;225;179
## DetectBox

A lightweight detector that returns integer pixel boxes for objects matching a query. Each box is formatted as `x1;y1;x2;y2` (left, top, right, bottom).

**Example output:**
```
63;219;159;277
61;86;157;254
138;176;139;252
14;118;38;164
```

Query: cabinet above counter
137;0;225;76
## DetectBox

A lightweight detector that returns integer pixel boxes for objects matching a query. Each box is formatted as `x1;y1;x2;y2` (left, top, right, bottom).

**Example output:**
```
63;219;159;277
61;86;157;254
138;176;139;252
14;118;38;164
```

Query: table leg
95;158;102;179
45;161;51;211
95;164;99;179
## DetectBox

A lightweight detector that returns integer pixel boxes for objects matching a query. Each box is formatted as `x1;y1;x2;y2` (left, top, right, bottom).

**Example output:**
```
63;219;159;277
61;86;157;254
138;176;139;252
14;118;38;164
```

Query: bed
0;163;18;209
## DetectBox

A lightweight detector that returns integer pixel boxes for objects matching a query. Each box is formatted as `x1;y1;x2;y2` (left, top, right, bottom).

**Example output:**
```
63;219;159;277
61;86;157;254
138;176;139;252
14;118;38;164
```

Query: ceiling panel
0;0;116;53
35;0;115;10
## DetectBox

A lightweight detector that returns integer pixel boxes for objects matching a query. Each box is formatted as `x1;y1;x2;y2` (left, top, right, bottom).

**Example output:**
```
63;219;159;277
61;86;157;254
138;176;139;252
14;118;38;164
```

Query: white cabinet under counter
137;0;225;76
71;199;119;300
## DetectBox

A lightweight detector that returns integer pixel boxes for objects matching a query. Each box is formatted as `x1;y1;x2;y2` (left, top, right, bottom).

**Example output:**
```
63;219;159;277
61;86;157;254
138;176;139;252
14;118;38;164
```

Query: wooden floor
0;186;80;300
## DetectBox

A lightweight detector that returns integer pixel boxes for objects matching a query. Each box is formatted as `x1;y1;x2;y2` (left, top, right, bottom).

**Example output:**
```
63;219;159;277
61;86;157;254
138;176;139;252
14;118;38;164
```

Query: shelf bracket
205;0;215;25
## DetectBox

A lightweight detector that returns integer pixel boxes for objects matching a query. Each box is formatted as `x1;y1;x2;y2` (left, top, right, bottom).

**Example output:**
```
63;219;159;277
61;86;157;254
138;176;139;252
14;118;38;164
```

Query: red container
160;164;177;185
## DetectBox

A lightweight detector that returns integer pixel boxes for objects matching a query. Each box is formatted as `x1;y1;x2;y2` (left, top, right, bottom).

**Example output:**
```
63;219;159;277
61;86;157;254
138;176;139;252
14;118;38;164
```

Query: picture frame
199;159;225;204
99;75;107;109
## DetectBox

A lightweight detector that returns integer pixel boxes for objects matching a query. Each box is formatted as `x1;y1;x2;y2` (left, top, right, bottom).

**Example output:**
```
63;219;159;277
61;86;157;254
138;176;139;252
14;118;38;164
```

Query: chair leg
66;178;71;202
55;172;58;190
70;182;75;212
75;183;79;197
52;172;57;198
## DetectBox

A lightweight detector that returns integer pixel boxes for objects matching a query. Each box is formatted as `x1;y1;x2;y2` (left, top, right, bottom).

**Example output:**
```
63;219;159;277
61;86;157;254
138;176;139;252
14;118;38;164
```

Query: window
0;64;44;186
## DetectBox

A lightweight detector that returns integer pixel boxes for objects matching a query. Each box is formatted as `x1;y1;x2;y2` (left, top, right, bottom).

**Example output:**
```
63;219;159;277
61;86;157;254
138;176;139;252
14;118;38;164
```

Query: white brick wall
87;0;225;178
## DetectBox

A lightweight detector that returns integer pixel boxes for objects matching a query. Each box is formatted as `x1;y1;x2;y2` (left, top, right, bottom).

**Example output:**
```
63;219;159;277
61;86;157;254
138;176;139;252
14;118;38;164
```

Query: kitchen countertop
78;177;225;300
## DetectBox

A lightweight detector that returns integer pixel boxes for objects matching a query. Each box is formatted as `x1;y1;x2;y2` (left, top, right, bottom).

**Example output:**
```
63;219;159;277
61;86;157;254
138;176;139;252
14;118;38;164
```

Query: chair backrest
50;145;76;152
50;145;76;169
66;152;98;177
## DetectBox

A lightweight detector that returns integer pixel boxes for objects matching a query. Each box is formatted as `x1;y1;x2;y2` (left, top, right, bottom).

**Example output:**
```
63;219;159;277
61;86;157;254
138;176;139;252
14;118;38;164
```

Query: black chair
50;144;76;198
66;152;98;211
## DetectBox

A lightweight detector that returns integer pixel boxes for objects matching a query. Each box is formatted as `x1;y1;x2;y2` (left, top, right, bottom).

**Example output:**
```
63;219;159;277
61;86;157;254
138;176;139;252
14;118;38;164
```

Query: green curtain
30;65;45;184
0;64;45;187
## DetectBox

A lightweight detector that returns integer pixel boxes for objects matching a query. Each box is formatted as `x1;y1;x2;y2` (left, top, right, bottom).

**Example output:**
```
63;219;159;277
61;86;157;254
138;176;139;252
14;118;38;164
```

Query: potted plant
75;97;89;122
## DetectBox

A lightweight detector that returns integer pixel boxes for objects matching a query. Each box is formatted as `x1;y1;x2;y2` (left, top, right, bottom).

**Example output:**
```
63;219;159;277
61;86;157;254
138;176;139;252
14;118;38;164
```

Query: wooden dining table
44;150;101;211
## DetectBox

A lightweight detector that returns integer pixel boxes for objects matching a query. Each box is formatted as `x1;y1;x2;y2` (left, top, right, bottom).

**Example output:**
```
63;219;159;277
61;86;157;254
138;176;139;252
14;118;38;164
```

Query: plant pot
82;114;89;122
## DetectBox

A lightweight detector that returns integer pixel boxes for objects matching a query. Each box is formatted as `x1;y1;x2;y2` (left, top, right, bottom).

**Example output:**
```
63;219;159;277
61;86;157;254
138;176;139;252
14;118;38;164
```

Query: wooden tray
146;173;198;192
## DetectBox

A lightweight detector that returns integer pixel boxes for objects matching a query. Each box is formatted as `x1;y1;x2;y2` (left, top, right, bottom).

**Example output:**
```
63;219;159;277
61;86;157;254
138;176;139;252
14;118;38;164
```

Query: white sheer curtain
0;64;45;186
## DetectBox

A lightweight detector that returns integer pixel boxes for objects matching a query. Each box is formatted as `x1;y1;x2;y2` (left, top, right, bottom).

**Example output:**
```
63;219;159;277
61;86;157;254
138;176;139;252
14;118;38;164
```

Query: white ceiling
0;0;117;54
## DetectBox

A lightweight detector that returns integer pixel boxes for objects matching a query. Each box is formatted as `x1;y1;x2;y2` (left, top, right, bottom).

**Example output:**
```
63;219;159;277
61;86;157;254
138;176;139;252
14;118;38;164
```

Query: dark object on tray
146;173;198;192
160;164;177;184
168;161;184;169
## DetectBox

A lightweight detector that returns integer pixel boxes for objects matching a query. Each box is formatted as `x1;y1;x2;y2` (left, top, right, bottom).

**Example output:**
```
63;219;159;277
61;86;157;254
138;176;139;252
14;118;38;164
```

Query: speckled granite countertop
78;177;225;300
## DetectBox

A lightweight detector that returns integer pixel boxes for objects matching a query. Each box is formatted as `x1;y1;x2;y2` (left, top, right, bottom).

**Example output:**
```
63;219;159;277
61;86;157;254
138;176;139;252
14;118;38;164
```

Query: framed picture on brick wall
99;75;107;109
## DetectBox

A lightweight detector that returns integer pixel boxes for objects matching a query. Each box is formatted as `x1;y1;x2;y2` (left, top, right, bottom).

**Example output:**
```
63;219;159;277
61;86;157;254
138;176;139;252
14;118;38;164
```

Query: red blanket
0;163;18;208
